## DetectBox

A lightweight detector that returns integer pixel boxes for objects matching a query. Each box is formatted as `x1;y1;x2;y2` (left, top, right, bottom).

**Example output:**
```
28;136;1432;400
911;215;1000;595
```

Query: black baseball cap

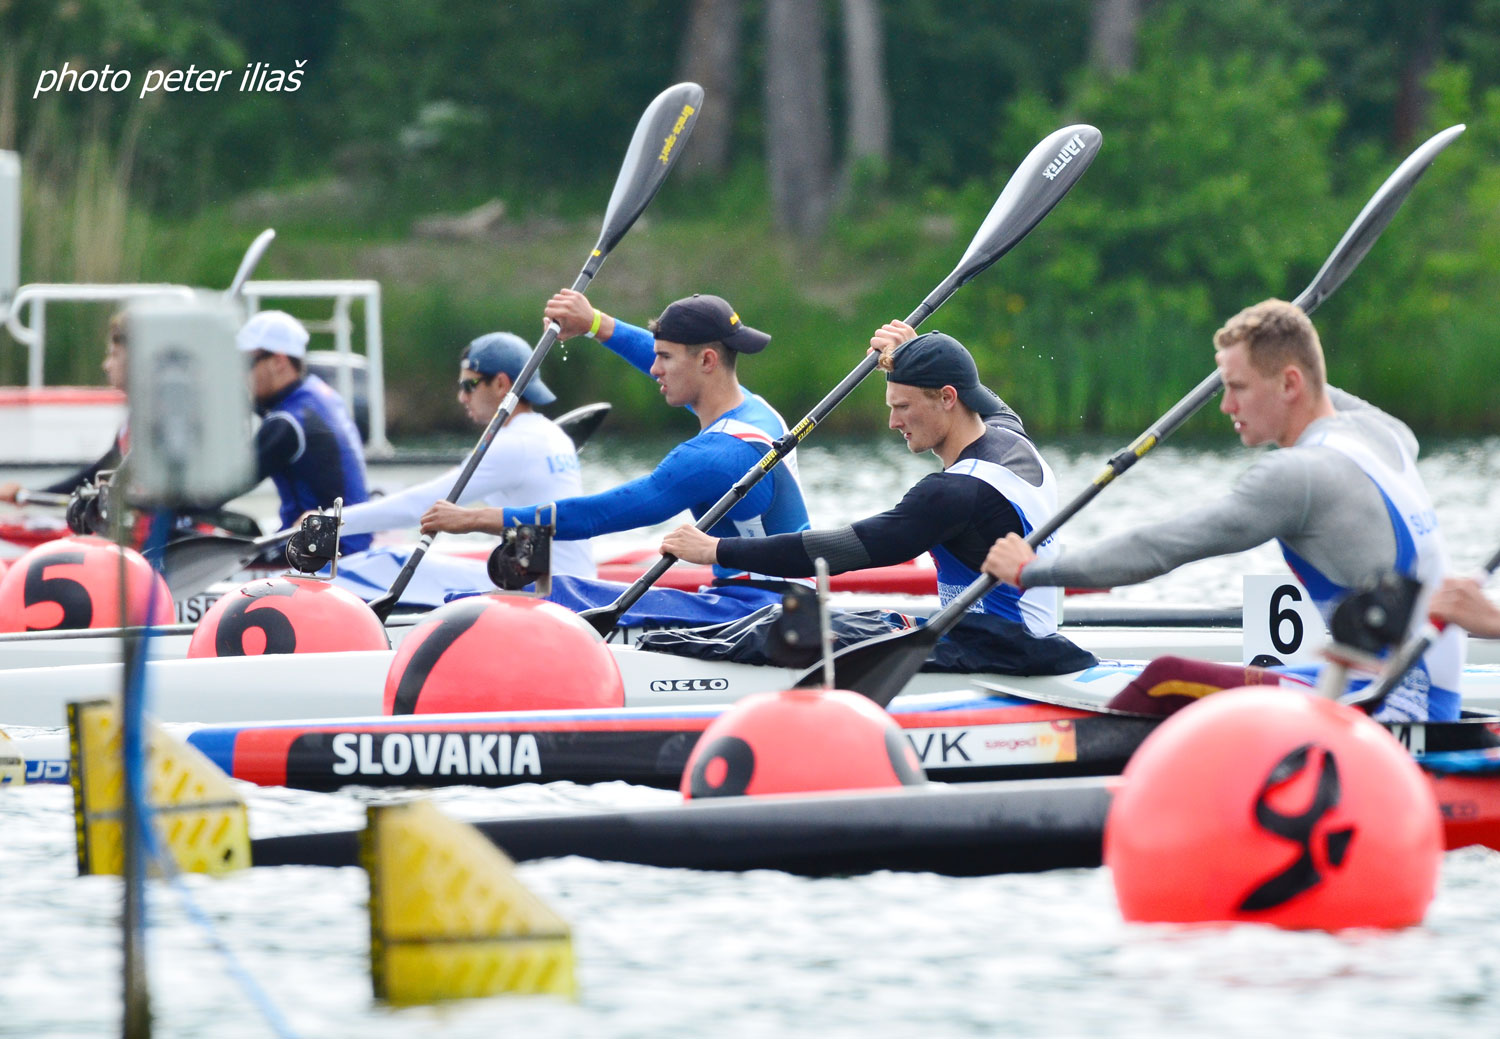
887;331;1007;417
653;294;770;354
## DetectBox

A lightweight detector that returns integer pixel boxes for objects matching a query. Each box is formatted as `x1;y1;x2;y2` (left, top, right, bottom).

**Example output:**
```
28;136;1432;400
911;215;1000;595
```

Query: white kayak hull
3;641;1500;728
0;618;1414;673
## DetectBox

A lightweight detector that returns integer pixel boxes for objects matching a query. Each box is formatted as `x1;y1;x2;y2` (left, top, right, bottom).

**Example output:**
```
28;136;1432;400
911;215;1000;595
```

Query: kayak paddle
579;123;1103;636
810;123;1468;708
366;82;703;622
150;401;612;599
1343;541;1500;711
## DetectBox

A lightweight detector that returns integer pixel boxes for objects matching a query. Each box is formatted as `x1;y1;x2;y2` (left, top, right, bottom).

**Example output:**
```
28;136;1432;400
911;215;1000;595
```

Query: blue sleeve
599;319;656;378
254;413;302;481
502;435;770;540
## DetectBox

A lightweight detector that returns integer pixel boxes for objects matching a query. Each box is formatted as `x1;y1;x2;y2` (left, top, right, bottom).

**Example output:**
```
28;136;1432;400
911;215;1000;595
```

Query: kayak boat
247;754;1500;877
4;642;1500;728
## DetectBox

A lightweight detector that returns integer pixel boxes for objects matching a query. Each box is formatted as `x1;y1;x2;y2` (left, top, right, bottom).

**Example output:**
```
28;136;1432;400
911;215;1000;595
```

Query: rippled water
3;433;1500;1037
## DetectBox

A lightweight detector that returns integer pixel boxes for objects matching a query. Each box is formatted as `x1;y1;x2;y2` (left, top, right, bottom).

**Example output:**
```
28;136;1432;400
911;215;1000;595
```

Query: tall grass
0;83;152;385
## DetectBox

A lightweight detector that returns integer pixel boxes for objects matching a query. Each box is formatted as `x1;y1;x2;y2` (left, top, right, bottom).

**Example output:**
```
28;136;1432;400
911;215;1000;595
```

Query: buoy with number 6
187;576;389;657
682;688;926;799
383;594;623;715
1105;688;1442;930
0;535;170;633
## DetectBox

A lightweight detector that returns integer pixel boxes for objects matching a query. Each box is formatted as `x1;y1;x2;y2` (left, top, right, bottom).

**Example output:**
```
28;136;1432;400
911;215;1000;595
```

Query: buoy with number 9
682;688;926;799
1105;688;1442;930
0;535;171;633
187;576;389;657
383;594;623;715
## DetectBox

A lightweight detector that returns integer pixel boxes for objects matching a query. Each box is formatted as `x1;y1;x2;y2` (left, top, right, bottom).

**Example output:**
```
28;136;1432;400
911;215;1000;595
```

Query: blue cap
461;332;556;405
887;332;1006;417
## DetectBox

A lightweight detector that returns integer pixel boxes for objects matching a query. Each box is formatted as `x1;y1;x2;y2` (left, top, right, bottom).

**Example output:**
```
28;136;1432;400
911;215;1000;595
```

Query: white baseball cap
236;310;309;358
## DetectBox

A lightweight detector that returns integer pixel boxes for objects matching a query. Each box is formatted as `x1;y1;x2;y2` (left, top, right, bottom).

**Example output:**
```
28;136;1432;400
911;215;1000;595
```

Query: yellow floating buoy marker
67;698;250;876
362;800;577;1004
0;728;26;785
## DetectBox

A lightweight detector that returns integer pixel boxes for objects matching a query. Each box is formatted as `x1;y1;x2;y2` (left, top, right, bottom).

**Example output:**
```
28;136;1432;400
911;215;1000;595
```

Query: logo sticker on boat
906;721;1077;767
324;731;542;778
176;592;222;624
648;678;730;693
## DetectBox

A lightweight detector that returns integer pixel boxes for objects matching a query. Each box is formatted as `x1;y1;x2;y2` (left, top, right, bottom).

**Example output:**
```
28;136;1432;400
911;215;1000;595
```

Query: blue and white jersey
1281;423;1464;720
937;435;1061;634
715;420;1065;635
499;318;811;581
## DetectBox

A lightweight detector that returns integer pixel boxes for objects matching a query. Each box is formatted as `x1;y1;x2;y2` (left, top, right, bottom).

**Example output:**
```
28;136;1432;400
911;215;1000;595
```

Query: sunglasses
457;375;488;394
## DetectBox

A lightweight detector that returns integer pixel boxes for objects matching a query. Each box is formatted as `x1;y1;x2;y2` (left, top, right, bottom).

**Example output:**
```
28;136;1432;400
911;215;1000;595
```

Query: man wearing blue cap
239;309;373;554
421;288;811;627
661;319;1094;674
335;332;595;581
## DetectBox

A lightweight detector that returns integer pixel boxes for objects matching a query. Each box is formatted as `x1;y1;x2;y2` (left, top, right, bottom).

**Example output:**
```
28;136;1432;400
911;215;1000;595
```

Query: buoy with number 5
0;536;170;633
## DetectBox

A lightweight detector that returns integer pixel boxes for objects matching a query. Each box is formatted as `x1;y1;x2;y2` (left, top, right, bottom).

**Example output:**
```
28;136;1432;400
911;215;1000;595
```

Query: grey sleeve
1023;453;1314;589
1327;385;1419;458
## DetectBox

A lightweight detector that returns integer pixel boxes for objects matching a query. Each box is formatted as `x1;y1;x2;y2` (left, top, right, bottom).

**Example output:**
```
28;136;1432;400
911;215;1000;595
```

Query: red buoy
1105;688;1442;930
187;576;389;657
383;595;623;714
681;688;926;799
0;535;171;633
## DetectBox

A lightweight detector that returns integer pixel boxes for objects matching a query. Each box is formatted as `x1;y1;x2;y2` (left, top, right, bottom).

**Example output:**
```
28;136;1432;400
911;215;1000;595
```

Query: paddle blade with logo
578;123;1101;636
366;84;703;622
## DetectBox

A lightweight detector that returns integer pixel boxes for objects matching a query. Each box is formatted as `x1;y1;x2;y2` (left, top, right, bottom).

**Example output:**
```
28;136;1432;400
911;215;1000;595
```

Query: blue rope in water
128;511;302;1039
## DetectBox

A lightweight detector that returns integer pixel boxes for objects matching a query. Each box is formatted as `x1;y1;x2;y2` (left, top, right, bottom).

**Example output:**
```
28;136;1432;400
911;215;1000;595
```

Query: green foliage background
5;0;1500;438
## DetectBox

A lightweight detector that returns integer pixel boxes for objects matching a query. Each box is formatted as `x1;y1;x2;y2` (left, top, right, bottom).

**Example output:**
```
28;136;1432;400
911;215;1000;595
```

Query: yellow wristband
585;309;603;338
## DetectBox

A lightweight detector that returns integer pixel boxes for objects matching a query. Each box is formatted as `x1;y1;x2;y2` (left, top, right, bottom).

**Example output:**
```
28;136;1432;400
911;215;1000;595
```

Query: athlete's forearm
340;467;460;536
597;319;656;378
1023;464;1297;589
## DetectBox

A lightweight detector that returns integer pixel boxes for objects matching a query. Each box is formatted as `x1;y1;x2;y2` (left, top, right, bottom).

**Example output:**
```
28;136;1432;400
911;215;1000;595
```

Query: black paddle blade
792;624;940;708
367;589;398;623
595;82;704;257
1293;124;1464;315
553;401;611;450
920;124;1101;315
154;533;260;598
580;603;618;637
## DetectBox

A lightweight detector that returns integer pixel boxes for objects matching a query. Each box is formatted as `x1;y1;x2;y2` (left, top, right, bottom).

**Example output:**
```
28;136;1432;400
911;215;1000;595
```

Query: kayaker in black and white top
982;298;1463;721
661;321;1094;675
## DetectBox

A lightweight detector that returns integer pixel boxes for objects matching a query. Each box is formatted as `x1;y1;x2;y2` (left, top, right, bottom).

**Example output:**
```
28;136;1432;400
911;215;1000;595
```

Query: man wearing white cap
238;310;373;553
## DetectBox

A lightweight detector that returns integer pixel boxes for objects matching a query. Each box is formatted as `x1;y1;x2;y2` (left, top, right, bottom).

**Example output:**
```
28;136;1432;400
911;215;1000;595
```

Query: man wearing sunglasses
239;309;373;553
334;331;594;582
421;289;810;628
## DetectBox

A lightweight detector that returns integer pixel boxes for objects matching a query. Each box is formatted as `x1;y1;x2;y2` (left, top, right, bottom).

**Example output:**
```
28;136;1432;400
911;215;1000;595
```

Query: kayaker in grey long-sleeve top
982;298;1464;722
1018;384;1411;590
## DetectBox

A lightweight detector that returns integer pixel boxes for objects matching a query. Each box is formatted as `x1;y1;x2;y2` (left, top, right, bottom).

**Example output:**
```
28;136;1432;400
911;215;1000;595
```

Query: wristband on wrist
585;309;603;338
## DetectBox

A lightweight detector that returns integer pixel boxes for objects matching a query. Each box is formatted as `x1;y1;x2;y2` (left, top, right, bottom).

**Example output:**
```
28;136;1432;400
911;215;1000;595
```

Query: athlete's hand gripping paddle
812;124;1467;708
1344;541;1500;711
578;124;1103;636
361;84;702;621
